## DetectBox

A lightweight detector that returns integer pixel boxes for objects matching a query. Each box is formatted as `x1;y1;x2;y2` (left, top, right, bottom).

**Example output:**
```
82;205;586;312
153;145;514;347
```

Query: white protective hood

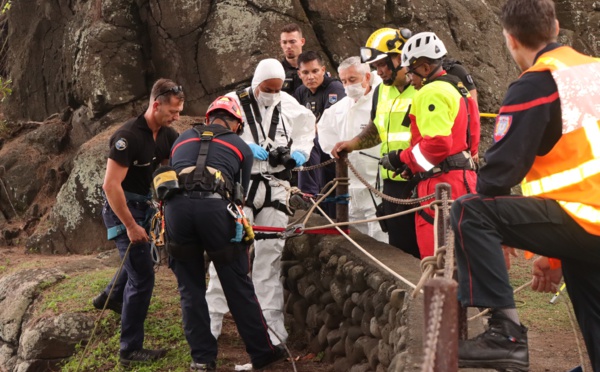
227;59;315;175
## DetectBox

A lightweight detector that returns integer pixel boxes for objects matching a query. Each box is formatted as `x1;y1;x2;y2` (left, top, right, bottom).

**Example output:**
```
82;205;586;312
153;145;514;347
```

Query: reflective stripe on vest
374;84;414;180
520;46;600;235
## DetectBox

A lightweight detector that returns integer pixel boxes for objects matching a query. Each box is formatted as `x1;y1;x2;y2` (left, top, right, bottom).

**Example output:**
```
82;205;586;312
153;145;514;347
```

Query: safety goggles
155;85;183;100
360;47;387;64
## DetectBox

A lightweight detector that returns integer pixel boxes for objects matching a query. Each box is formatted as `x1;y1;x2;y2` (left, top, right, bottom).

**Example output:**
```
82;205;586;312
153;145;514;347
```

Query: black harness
236;87;294;216
178;125;236;200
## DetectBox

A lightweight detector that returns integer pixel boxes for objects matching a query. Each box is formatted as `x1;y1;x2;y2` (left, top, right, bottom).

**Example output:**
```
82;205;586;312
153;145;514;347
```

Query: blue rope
322;194;350;205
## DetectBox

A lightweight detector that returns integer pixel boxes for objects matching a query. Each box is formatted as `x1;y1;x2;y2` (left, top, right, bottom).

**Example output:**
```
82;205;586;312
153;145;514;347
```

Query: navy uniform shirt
293;76;346;121
170;124;254;192
281;59;303;95
108;115;178;195
477;43;562;196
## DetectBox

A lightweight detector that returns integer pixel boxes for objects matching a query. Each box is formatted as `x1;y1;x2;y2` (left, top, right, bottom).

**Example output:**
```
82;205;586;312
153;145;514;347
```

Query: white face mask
344;82;366;101
257;91;280;107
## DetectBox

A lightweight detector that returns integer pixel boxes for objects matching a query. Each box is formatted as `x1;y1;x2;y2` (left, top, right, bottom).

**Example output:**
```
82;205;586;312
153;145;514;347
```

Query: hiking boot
252;344;286;370
119;348;167;366
92;292;123;315
459;311;529;371
190;360;216;371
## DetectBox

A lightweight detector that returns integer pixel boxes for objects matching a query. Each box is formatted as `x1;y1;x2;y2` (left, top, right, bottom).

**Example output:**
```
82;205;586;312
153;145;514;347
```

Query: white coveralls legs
206;178;289;344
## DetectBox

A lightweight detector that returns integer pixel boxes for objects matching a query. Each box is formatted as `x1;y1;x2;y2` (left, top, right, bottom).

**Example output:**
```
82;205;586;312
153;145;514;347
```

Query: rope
292;157;336;172
467;279;533;321
563;295;588;372
345;157;434;205
76;241;133;372
311;200;417;289
421;288;445;372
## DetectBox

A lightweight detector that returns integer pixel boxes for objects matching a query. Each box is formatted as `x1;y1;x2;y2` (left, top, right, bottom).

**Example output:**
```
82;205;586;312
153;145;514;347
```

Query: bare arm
331;120;381;158
102;158;148;244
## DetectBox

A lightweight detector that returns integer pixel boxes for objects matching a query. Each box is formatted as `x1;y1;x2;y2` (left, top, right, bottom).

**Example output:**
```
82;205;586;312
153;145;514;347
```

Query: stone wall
282;216;426;372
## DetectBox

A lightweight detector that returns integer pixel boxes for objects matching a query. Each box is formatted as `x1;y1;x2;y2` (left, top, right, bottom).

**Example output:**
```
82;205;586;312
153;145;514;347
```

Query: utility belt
178;165;234;202
179;190;224;199
417;151;475;180
246;173;293;217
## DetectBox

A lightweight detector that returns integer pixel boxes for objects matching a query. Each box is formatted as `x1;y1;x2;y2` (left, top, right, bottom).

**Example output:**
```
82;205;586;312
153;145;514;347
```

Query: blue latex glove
291;151;307;167
248;143;268;161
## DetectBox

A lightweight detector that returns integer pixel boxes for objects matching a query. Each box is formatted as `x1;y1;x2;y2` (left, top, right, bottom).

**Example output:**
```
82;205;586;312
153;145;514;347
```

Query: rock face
0;0;598;249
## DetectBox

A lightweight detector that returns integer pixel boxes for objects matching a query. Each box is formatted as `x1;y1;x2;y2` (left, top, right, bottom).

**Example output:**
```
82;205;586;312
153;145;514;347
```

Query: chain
292;158;336;172
421;288;445;372
345;157;434;205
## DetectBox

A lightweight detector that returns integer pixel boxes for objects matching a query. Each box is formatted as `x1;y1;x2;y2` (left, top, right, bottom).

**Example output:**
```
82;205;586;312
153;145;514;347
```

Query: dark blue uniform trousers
164;195;277;365
102;201;155;352
382;179;419;258
298;136;336;218
451;194;600;372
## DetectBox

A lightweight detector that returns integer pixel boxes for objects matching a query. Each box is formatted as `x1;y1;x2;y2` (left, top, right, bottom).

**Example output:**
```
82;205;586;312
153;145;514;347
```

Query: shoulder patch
328;94;338;104
494;115;512;143
115;138;128;151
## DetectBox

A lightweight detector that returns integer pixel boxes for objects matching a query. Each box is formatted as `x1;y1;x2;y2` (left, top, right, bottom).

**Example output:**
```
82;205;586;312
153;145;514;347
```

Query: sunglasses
155;85;183;100
407;62;426;74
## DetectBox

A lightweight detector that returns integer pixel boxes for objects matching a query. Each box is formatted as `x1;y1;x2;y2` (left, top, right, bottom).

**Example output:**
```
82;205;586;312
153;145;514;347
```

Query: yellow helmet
360;28;412;64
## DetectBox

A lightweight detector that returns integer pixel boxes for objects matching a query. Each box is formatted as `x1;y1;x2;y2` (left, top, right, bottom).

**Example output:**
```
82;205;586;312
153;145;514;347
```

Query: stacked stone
283;235;412;372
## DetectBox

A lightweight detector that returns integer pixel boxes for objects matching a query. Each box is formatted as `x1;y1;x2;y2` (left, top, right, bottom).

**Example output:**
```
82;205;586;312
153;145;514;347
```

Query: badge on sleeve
115;138;128;151
493;115;512;143
328;94;338;104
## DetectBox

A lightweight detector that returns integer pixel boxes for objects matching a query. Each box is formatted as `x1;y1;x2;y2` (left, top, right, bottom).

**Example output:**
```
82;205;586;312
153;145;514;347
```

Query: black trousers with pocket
164;193;277;366
451;194;600;371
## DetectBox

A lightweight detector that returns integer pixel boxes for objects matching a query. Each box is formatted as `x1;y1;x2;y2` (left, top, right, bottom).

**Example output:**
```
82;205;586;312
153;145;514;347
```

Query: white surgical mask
344;82;366;101
257;91;280;107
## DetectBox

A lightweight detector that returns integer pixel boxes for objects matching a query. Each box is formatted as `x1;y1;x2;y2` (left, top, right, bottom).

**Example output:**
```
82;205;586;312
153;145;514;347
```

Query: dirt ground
0;247;587;372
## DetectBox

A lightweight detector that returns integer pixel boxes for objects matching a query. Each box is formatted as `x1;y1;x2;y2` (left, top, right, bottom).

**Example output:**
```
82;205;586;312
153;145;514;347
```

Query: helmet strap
385;57;402;85
422;61;443;85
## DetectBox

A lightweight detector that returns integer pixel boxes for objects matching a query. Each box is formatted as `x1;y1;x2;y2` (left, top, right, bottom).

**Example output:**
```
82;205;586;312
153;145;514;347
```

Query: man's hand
127;224;149;244
531;256;563;293
331;140;356;159
502;245;518;270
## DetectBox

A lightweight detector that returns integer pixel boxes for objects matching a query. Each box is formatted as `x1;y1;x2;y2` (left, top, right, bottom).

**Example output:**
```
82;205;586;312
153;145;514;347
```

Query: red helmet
205;96;244;125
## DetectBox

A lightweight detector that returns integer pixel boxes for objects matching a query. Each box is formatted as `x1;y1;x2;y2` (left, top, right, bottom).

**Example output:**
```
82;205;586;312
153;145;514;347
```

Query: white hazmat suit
206;59;316;345
318;75;388;243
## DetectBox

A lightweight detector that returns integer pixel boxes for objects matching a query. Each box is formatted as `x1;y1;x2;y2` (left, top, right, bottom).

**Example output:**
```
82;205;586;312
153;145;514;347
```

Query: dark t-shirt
170;124;254;192
293;76;346;121
108;115;178;195
281;58;303;96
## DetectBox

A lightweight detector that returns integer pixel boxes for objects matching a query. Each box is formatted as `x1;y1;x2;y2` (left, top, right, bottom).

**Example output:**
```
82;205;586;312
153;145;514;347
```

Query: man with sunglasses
92;78;182;366
379;32;478;259
331;27;420;258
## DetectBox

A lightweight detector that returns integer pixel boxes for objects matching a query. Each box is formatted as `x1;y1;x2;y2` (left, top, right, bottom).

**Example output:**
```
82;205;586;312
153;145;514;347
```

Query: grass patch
58;268;194;371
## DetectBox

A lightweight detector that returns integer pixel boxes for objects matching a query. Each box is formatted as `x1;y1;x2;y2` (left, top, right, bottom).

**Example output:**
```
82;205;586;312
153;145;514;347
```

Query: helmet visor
360;47;387;64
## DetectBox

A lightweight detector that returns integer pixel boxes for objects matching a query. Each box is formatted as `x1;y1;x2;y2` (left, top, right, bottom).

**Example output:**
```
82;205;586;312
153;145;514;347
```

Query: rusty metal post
336;152;349;224
433;182;467;339
423;277;458;372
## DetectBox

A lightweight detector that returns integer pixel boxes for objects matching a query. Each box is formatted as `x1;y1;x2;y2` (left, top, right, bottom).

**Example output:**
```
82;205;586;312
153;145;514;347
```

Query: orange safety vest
520;46;600;236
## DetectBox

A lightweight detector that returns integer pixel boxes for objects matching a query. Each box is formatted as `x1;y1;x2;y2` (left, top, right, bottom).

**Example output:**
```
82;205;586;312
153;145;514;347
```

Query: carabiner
279;223;304;239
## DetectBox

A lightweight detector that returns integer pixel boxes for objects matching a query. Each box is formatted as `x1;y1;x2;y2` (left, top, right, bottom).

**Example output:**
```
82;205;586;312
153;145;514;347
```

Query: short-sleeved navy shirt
108;115;179;195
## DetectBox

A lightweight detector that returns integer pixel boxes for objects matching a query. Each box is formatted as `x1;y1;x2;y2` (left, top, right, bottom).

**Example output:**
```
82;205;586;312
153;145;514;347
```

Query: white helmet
401;32;447;67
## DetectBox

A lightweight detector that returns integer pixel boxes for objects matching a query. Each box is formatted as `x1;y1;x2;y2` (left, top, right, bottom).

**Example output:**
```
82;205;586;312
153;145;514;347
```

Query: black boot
459;311;529;371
